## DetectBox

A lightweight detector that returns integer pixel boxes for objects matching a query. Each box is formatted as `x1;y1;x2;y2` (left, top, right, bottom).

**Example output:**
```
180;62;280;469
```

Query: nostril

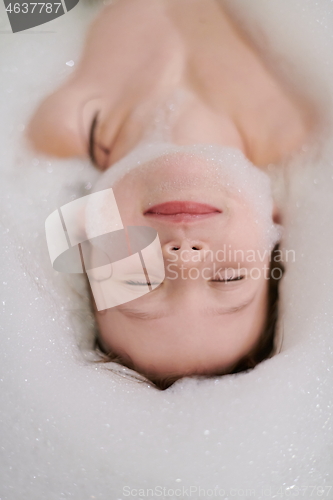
171;246;180;251
192;246;201;251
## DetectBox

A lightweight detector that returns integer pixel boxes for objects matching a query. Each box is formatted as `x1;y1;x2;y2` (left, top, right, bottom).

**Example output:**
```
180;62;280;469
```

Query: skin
92;152;272;378
26;0;314;379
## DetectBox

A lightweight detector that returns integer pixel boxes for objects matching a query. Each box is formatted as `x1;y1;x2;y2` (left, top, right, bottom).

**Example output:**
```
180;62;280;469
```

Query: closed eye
210;276;245;283
125;280;163;286
125;280;149;286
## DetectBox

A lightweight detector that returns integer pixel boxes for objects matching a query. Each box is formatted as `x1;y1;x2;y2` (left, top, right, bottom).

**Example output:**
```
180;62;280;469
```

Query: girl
26;0;315;389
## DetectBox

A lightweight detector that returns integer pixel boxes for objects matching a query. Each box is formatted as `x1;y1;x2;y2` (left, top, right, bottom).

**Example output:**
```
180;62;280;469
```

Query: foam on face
87;142;283;251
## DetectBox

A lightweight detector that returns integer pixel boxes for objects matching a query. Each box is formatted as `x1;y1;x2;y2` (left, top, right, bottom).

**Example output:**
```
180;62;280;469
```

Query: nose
162;239;210;265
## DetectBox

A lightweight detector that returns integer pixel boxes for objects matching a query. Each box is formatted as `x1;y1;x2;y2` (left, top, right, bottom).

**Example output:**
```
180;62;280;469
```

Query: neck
147;0;313;168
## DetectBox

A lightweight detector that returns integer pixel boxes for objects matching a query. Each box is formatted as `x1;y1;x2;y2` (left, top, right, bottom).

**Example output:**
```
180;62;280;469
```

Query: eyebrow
204;293;257;315
118;307;168;320
117;293;256;321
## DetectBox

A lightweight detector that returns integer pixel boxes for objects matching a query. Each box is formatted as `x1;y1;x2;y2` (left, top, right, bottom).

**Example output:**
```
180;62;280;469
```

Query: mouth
144;201;221;222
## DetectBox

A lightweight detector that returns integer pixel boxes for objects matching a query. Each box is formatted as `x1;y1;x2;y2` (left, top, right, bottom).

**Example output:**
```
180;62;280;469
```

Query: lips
144;201;221;222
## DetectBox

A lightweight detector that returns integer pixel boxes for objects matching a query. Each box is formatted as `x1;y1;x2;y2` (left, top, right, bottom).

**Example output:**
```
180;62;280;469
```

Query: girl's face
90;146;280;379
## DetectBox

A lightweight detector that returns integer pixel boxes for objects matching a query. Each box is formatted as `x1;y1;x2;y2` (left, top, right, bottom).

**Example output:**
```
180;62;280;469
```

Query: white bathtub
0;0;333;498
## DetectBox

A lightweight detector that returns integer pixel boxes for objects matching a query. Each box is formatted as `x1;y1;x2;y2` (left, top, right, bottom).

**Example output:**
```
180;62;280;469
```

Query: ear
25;82;87;159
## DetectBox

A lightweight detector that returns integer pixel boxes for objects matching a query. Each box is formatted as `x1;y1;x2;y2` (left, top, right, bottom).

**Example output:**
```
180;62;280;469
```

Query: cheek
227;205;273;253
112;184;143;225
224;220;263;255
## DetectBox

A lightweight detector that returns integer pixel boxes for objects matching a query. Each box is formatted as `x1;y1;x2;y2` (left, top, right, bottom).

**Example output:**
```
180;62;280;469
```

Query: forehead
96;277;268;374
100;310;264;376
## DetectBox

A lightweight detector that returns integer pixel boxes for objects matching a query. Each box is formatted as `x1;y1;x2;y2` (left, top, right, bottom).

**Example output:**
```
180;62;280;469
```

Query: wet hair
90;243;284;390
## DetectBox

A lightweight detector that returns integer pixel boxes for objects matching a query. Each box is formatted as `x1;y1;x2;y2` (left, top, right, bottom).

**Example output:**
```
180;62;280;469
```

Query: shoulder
26;80;89;159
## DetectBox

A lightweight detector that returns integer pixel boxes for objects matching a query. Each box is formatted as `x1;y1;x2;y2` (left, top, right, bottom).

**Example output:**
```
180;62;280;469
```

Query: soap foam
89;142;283;251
